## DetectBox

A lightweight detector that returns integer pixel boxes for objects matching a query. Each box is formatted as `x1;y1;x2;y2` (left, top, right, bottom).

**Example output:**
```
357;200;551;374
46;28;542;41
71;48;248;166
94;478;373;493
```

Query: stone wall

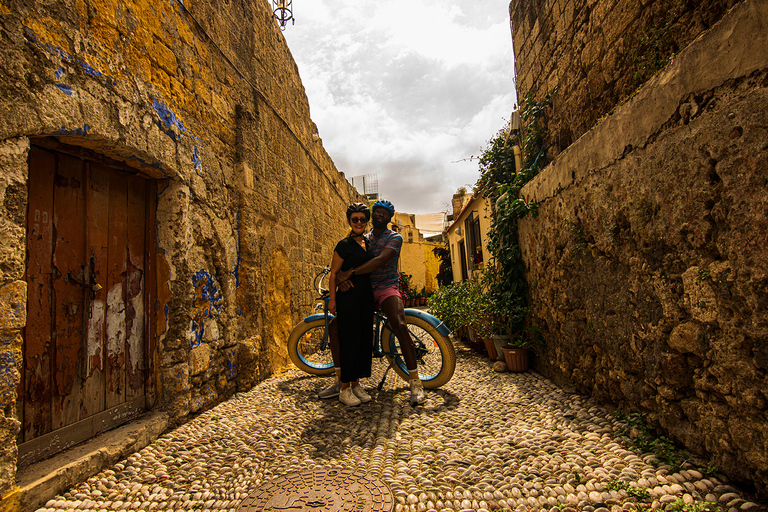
0;0;361;498
517;0;768;493
510;0;741;160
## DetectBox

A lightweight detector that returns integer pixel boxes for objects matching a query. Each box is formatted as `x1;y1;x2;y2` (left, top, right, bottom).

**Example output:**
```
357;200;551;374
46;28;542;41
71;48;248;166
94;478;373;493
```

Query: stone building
513;0;768;492
390;212;441;295
0;0;362;503
445;193;492;284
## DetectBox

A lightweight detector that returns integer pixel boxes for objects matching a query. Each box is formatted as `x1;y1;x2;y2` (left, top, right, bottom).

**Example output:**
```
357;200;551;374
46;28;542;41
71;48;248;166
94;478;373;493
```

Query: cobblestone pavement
37;342;762;512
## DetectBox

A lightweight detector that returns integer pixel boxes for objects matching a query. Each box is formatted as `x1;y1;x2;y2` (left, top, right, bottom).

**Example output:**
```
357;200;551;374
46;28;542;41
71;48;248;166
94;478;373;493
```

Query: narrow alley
28;343;760;512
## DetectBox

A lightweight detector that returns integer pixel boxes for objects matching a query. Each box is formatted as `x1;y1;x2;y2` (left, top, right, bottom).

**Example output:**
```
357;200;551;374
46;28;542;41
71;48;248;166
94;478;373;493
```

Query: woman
328;203;375;406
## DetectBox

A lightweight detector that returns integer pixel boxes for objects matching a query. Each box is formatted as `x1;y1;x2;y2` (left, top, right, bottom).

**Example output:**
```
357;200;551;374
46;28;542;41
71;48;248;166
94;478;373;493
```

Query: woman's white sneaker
339;386;361;407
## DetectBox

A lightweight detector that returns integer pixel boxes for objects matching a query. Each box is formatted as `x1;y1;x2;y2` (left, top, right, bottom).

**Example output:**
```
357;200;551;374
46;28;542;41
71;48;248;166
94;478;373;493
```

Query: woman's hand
328;299;337;314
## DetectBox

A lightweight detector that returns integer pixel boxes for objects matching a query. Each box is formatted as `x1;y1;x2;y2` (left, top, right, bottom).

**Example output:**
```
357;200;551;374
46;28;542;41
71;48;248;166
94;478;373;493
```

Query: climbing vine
476;89;553;334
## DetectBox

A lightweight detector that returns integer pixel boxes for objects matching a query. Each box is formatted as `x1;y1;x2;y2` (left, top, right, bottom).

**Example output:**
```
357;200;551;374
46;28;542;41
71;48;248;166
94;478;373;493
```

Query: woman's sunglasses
350;217;368;224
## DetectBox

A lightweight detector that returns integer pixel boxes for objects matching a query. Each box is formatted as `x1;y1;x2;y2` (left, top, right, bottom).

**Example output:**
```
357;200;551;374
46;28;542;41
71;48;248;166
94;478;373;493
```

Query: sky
280;0;518;215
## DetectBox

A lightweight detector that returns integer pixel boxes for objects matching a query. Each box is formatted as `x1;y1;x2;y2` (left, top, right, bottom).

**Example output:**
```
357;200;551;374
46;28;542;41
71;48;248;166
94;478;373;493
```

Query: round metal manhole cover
236;469;394;512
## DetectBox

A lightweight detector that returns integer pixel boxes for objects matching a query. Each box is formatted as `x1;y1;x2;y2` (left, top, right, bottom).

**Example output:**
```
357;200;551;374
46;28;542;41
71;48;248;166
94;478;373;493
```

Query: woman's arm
336;247;397;284
328;250;344;314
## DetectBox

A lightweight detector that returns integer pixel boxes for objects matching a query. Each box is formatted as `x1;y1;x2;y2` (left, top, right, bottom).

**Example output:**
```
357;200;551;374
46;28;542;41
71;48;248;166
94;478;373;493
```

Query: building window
464;212;483;269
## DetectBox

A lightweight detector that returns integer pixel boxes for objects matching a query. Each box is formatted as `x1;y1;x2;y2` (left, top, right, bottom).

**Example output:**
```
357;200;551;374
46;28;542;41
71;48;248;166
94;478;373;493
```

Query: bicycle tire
381;315;456;389
287;319;335;375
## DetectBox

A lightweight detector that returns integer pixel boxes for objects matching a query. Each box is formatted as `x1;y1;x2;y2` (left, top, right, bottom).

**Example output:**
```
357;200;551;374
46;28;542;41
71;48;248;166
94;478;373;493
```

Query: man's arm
336;247;397;284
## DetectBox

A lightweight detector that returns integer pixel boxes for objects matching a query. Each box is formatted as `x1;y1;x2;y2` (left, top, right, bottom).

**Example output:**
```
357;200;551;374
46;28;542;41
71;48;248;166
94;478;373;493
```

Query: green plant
606;479;651;500
432;244;453;287
427;279;485;336
666;499;716;512
702;460;719;477
473;90;554;350
399;272;415;300
631;2;684;80
696;268;711;283
614;409;689;472
563;218;588;257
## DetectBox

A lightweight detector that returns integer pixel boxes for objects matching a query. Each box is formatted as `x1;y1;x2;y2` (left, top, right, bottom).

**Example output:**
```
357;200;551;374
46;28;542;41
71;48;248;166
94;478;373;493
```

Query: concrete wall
517;0;768;492
510;0;741;160
0;0;361;498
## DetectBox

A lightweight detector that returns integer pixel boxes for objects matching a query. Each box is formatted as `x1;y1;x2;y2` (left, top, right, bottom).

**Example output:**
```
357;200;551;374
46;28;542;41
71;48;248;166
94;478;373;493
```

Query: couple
320;199;426;407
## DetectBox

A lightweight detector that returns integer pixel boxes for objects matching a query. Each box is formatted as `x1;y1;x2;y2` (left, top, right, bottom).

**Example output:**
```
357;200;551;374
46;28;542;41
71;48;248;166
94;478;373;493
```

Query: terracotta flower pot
502;346;529;372
481;338;497;360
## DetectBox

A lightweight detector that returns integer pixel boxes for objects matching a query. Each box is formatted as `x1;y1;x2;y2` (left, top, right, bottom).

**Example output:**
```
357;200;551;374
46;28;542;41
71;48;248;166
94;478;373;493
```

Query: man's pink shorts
373;286;401;306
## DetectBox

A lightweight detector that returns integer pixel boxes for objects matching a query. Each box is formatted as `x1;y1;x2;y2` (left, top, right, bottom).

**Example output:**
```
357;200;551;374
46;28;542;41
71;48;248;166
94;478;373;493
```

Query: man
318;199;426;405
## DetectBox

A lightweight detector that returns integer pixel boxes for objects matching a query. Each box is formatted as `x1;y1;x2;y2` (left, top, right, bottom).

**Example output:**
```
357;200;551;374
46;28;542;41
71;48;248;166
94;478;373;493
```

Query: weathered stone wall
518;0;768;492
510;0;741;160
0;0;361;498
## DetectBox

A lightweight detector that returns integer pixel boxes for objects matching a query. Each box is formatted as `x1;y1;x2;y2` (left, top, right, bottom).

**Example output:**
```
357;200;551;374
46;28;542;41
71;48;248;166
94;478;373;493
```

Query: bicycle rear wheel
381;315;456;389
287;319;335;375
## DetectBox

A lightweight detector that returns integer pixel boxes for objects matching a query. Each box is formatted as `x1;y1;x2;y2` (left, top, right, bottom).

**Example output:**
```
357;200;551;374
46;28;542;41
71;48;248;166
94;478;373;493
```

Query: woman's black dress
334;235;375;383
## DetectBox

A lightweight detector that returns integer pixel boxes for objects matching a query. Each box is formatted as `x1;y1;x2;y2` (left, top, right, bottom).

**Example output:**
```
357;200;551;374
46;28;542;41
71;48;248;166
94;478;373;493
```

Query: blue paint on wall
190;270;223;347
193;270;224;314
161;303;169;336
55;67;65;78
192;146;201;173
125;155;171;177
55;83;74;96
190;319;203;348
55;125;90;136
153;98;188;141
225;348;237;380
79;61;103;77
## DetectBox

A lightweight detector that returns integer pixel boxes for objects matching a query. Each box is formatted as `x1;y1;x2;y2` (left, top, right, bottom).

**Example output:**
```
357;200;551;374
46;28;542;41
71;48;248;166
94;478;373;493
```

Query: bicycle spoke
295;325;334;370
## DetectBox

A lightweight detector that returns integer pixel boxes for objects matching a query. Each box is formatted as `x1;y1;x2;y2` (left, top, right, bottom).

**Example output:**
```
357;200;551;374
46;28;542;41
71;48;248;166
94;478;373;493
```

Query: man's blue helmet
372;199;395;216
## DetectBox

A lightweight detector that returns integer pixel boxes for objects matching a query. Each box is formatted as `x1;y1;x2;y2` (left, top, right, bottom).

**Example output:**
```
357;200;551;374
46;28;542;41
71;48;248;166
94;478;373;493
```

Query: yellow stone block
152;38;178;76
91;0;119;30
133;1;163;38
194;79;210;106
169;75;186;105
151;66;171;100
211;91;232;121
0;486;20;512
23;16;68;52
177;17;195;46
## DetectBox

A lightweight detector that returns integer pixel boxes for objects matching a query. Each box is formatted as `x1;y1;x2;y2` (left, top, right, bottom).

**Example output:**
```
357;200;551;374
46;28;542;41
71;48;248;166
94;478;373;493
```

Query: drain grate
236;469;394;512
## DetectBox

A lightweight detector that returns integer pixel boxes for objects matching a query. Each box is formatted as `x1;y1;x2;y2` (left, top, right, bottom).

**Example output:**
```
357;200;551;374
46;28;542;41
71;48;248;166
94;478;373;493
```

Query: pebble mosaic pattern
38;343;761;512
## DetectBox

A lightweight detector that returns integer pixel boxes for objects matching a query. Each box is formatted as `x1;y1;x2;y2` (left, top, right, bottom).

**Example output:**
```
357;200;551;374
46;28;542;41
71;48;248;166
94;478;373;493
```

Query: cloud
283;0;517;214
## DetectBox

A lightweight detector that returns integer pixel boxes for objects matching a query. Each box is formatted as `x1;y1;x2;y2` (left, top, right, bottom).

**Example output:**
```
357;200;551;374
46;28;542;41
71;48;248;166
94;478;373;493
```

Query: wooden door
19;145;154;467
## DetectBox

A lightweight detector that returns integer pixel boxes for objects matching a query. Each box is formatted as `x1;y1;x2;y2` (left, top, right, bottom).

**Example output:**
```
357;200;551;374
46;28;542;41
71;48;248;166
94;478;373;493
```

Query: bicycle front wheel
381;315;456;389
287;319;335;375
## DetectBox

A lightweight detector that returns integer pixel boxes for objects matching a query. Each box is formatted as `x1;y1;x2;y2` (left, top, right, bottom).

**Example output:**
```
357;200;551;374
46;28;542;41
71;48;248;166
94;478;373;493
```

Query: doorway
18;144;156;467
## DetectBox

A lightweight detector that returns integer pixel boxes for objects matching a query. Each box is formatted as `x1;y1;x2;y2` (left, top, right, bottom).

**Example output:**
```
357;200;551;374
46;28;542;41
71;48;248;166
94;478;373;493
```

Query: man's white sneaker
339;386;361;407
318;382;341;399
409;379;426;405
352;385;372;403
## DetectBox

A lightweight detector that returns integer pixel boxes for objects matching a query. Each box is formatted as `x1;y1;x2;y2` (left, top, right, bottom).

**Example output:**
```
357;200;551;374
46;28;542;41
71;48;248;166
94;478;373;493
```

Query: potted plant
486;292;539;371
428;280;484;345
418;287;428;306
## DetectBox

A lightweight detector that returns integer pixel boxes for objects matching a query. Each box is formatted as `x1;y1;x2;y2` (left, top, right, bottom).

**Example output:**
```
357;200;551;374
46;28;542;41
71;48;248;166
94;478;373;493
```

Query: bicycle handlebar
314;266;331;297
